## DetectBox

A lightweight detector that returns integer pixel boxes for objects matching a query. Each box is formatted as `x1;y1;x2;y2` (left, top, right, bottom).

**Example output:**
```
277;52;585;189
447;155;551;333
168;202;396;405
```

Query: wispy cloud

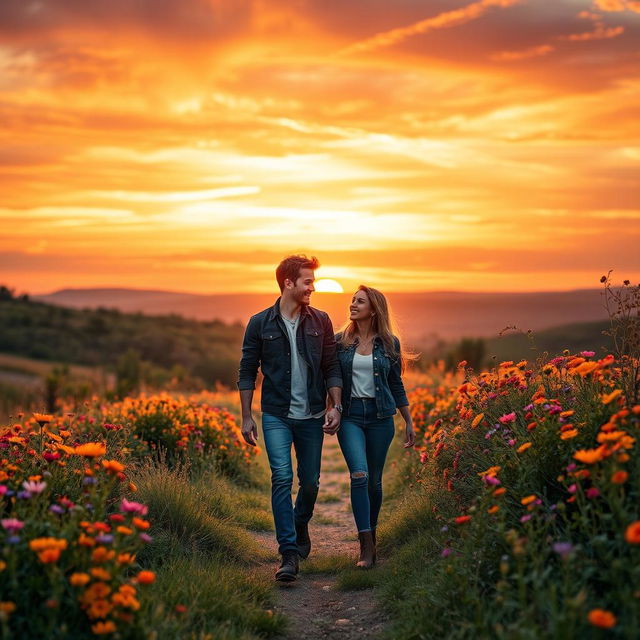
338;0;522;56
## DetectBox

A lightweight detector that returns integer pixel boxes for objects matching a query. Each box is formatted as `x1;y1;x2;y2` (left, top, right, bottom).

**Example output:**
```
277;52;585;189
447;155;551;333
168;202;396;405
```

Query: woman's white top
351;352;376;398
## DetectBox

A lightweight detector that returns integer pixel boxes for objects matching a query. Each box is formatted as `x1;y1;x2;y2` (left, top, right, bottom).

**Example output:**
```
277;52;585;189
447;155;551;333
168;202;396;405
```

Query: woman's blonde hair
338;285;416;372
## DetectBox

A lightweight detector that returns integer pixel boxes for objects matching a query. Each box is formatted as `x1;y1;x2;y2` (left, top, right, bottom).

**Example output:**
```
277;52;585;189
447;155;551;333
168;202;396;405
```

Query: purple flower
48;505;65;515
552;542;574;558
96;534;114;544
1;518;24;533
82;477;97;486
440;525;449;533
7;535;21;545
17;490;31;500
441;547;452;558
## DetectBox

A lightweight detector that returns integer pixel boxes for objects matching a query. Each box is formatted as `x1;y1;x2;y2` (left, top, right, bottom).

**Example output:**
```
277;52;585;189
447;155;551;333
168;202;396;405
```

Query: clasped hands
322;407;341;435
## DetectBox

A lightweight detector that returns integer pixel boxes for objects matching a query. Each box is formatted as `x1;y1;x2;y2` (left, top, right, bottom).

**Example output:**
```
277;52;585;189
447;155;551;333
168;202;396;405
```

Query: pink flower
441;547;452;558
499;412;516;424
0;485;7;496
520;515;533;523
22;480;47;494
580;351;595;358
120;498;148;515
568;484;577;494
483;475;501;486
586;487;600;499
1;518;25;533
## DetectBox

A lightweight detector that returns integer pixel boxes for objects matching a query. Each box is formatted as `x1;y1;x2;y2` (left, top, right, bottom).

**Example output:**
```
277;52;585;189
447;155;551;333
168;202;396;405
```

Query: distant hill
0;293;243;388
36;287;609;342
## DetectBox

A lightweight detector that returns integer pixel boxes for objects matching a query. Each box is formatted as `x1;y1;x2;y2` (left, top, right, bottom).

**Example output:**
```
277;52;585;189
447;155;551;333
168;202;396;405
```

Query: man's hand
323;408;341;435
241;416;259;446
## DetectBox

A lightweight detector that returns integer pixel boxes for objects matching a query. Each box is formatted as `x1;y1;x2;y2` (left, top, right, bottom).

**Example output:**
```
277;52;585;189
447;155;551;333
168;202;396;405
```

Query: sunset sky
1;0;639;294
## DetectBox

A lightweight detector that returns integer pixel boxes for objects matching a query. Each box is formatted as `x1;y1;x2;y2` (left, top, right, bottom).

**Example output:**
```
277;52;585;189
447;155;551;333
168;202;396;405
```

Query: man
238;254;343;582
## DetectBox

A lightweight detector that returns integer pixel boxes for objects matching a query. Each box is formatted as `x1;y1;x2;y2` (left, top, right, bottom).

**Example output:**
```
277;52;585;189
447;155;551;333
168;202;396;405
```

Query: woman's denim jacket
335;333;409;419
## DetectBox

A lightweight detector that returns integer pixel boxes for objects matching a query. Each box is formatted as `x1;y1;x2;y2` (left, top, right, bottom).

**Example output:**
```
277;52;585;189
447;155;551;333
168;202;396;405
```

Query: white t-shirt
351;352;375;398
281;314;324;419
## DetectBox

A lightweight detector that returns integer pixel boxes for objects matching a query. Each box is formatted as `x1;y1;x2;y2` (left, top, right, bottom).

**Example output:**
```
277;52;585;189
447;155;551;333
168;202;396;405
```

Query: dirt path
253;437;388;640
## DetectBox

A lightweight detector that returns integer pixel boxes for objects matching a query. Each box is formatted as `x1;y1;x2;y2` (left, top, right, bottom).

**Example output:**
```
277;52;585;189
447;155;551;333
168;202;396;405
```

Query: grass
299;554;355;574
322;462;348;473
312;513;342;525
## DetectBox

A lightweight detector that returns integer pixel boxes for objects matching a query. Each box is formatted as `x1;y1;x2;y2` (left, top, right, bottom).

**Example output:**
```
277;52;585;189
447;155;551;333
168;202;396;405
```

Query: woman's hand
403;421;415;448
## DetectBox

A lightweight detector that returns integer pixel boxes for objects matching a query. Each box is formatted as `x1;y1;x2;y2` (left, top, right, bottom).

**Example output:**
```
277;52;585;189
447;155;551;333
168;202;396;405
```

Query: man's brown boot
356;531;376;569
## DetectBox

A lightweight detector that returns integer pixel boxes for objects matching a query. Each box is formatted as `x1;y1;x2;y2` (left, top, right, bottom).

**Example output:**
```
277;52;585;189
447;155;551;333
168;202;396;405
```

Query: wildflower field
0;392;282;640
379;351;640;639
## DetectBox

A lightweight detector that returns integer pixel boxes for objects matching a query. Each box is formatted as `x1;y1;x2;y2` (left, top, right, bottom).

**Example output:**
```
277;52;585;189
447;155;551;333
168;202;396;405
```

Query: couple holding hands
238;255;414;582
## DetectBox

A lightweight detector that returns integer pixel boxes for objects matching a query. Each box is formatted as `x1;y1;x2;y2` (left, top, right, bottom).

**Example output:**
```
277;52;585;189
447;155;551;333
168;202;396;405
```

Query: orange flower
132;517;150;530
588;609;617;628
91;621;116;635
87;599;113;619
117;553;136;565
78;533;96;547
573;447;606;465
487;506;499;514
0;602;16;615
37;548;62;563
136;570;156;584
573;361;598;377
32;413;53;426
91;547;116;563
601;389;622;405
69;572;91;587
29;537;68;552
624;521;640;544
560;429;578;440
516;442;532;453
116;526;133;536
520;495;537;506
90;567;111;581
493;487;507;497
454;515;471;524
74;442;106;458
471;413;484;428
102;459;125;473
611;471;628;484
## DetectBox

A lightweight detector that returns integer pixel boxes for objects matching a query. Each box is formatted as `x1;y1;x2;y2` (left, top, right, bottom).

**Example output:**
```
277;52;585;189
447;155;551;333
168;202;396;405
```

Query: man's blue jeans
261;413;324;554
337;398;395;533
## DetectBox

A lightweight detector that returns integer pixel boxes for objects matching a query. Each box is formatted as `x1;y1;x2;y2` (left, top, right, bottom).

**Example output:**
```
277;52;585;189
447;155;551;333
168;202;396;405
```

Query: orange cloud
339;0;522;56
491;44;555;62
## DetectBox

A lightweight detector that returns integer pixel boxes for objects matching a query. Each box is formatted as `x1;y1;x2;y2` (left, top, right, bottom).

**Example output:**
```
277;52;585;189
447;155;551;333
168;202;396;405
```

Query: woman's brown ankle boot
357;531;376;569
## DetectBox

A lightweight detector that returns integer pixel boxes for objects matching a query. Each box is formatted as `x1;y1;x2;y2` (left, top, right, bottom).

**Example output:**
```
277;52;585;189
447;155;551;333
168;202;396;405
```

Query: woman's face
349;289;373;321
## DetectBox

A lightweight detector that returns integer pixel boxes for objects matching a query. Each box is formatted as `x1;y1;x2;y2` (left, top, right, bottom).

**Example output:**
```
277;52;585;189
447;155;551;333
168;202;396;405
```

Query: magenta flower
520;515;533;523
499;412;516;424
586;487;600;499
441;547;452;558
1;518;25;533
580;351;595;358
0;485;7;496
120;498;148;516
483;475;501;486
22;480;47;494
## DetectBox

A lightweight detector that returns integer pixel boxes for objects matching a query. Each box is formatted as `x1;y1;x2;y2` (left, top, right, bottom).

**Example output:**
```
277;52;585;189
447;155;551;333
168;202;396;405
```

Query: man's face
287;268;315;305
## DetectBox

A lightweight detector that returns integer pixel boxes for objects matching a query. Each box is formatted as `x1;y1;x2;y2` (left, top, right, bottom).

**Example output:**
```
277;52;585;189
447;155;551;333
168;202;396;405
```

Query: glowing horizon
1;0;639;295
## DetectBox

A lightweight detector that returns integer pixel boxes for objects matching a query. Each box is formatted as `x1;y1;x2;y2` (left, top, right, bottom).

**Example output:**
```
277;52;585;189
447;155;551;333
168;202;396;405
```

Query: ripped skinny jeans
337;397;395;533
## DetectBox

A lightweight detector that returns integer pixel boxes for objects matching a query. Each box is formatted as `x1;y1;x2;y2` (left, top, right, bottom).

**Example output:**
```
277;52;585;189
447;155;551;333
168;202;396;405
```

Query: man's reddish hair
276;254;320;292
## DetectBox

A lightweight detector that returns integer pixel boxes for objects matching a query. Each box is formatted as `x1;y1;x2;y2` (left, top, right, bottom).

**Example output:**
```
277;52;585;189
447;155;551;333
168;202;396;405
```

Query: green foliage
0;293;243;388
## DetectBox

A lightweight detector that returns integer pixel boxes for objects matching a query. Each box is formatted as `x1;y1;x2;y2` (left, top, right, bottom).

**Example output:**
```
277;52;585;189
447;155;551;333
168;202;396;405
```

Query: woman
335;285;415;569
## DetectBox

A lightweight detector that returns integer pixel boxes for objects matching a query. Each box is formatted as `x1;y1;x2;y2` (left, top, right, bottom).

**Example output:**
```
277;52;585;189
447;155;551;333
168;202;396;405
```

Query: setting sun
314;279;344;293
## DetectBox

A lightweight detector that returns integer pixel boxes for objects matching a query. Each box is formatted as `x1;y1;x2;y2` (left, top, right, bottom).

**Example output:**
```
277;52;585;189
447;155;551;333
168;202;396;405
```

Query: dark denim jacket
336;334;409;419
237;298;342;417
